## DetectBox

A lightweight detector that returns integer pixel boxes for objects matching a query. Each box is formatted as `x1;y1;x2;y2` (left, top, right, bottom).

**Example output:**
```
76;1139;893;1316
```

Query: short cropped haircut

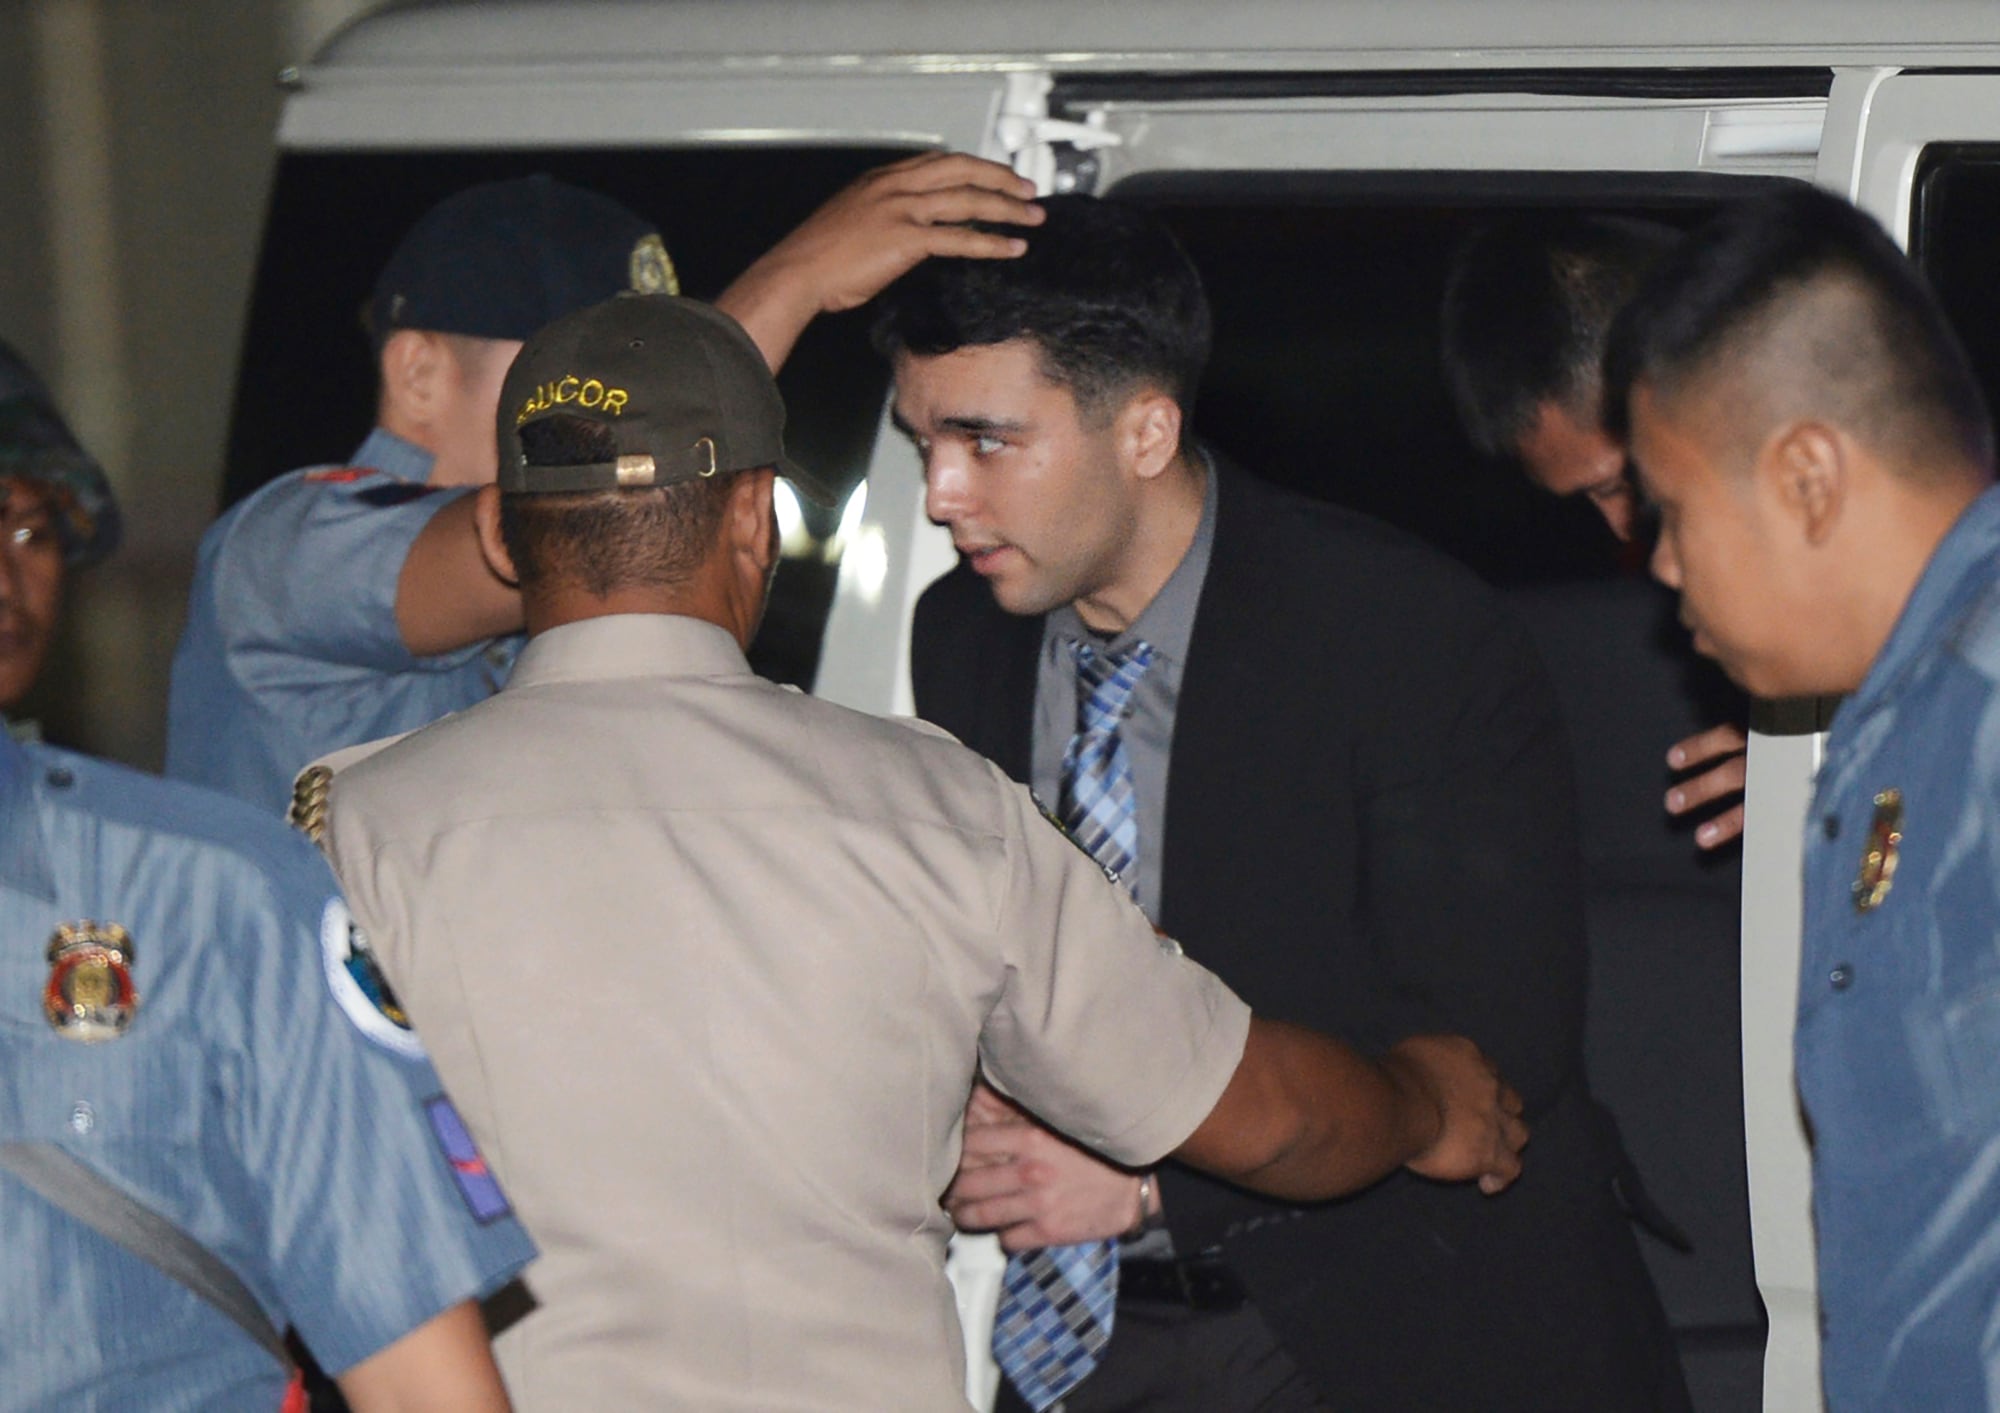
871;194;1212;427
1440;213;1679;456
1604;185;1994;477
503;414;736;596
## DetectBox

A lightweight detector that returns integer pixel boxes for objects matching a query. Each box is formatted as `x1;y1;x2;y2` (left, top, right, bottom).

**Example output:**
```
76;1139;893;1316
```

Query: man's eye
5;521;55;550
973;436;1006;457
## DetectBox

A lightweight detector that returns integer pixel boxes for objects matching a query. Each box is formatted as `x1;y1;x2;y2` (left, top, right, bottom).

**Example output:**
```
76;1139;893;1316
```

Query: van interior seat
1504;575;1766;1413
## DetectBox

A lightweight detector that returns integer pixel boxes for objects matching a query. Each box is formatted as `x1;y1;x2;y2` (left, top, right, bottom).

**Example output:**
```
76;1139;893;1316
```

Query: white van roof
311;0;2000;75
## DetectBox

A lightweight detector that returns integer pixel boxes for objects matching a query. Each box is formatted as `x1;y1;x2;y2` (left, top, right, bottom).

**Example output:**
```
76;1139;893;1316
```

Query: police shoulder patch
320;897;426;1061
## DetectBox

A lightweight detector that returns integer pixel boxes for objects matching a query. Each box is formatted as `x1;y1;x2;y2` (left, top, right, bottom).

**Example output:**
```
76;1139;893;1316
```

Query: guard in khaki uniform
306;293;1528;1411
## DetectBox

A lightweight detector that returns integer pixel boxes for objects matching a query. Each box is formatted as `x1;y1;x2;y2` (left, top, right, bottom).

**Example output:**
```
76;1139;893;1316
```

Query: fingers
1665;752;1747;815
1477;1143;1524;1196
946;1189;1042;1243
965;1081;1027;1127
895;225;1031;264
1665;721;1748;849
1473;1105;1530;1197
959;1121;1029;1163
890;185;1046;231
870;151;1040;200
1693;801;1746;850
1666;720;1748;771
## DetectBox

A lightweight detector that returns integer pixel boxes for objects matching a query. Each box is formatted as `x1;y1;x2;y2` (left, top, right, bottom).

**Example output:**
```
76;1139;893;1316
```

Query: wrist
1124;1172;1166;1239
1379;1045;1447;1167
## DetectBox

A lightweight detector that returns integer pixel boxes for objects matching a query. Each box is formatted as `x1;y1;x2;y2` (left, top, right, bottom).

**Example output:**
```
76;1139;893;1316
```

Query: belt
1117;1252;1250;1312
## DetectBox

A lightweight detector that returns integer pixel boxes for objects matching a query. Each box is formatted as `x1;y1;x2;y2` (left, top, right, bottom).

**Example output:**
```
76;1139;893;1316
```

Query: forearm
334;1300;511;1413
394;492;525;657
1173;1019;1438;1201
714;260;822;374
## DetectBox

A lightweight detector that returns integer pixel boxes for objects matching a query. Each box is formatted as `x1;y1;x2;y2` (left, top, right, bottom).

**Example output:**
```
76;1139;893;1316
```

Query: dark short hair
870;194;1212;424
1440;213;1679;457
503;414;735;596
1604;185;1994;476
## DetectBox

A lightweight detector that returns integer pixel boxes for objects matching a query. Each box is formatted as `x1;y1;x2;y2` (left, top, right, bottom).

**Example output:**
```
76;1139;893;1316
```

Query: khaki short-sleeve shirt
320;614;1249;1412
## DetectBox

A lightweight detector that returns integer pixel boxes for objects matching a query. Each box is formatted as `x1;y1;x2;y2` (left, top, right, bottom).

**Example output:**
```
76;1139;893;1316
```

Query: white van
242;4;2000;1408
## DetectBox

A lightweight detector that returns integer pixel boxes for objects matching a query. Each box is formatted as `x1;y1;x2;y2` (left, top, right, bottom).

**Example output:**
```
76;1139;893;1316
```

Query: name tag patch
425;1095;512;1225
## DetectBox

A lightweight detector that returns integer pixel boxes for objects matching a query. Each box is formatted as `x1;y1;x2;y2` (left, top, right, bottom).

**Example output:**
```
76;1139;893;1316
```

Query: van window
227;145;910;688
1913;144;2000;429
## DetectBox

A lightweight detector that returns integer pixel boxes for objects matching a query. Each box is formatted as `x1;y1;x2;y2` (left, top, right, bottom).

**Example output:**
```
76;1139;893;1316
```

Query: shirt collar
352;426;437;485
1845;482;2000;719
506;613;753;689
1048;450;1217;663
0;731;55;901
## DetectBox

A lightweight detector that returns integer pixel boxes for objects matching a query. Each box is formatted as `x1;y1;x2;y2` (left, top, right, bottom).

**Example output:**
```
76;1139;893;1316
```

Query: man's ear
1116;390;1185;482
728;468;780;574
1759;419;1845;547
378;329;445;430
472;483;519;585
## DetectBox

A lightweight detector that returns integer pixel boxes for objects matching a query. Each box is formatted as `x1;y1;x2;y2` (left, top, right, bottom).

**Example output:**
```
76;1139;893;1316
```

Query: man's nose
1649;533;1681;589
923;453;973;527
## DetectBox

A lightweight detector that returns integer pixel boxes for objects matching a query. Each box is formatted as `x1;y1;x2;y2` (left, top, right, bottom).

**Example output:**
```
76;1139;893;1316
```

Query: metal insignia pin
1852;788;1903;913
43;922;139;1041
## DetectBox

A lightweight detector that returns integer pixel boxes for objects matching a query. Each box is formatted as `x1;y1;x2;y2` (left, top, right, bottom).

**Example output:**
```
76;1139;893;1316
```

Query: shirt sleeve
234;836;534;1375
215;474;484;678
975;773;1251;1167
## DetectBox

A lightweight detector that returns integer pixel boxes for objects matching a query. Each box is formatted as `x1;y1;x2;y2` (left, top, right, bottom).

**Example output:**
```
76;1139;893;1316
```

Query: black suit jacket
914;466;1686;1411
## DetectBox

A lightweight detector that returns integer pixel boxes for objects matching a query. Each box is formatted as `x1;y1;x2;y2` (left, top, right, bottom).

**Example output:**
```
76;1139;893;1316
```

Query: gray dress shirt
1032;458;1217;926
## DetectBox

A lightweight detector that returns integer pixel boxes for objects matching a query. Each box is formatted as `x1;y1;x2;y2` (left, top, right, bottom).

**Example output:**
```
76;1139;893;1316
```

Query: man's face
434;335;523;487
894;340;1141;622
1516;398;1640;540
0;478;66;709
1628;383;1819;698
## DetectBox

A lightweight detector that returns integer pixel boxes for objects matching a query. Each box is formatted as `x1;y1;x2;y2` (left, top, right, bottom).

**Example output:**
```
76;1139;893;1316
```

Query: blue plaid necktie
991;638;1156;1411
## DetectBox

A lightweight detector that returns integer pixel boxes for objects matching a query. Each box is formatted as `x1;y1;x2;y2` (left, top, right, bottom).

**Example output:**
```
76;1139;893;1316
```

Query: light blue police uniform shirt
0;733;534;1410
1801;482;2000;1409
166;428;519;813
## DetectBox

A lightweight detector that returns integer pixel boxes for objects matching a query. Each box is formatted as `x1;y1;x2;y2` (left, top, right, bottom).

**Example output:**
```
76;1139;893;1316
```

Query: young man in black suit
879;196;1687;1412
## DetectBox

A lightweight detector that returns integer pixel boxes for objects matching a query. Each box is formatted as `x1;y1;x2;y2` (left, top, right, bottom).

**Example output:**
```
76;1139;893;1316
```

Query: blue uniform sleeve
237;837;534;1374
214;472;484;679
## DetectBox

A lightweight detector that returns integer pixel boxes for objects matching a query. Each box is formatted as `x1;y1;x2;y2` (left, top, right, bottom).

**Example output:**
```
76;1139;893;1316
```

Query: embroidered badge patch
1852;788;1904;913
303;467;371;484
44;922;138;1041
424;1095;512;1224
320;898;426;1061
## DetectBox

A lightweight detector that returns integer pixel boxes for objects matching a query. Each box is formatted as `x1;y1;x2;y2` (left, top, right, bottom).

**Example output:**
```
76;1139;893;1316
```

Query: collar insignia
1852;788;1903;913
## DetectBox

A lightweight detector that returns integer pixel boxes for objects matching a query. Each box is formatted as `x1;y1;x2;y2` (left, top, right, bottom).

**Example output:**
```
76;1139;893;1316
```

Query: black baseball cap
366;175;677;347
498;294;837;507
0;340;120;567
